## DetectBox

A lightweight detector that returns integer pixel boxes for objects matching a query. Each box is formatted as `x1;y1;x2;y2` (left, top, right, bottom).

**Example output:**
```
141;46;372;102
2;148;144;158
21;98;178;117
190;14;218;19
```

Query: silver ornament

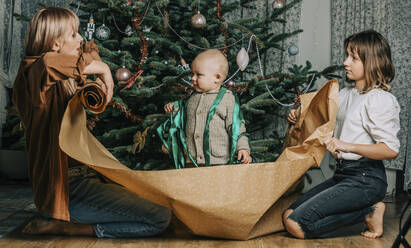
226;80;235;87
143;26;152;32
125;25;133;36
95;24;111;40
236;47;249;71
115;66;131;81
272;0;285;9
191;12;206;28
288;45;299;56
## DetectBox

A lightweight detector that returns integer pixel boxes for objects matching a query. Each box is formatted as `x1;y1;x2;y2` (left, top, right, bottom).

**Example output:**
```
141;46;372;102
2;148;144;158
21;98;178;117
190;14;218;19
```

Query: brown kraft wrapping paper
59;79;339;240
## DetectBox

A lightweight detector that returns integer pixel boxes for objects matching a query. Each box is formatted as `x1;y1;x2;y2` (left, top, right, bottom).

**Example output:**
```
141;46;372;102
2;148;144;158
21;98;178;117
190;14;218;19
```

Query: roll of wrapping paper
78;82;107;114
59;79;339;240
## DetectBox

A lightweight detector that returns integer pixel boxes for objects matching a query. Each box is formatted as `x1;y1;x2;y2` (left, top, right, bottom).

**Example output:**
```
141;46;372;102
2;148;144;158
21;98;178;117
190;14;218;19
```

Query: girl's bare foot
361;202;385;238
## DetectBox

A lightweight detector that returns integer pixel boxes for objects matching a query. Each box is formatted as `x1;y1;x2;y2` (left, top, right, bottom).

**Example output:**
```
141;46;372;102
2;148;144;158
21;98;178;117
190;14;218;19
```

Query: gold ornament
191;12;206;28
132;127;149;154
115;66;132;81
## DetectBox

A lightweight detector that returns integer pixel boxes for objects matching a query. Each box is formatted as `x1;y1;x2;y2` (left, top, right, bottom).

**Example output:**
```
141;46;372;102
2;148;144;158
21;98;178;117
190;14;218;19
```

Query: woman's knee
151;207;172;234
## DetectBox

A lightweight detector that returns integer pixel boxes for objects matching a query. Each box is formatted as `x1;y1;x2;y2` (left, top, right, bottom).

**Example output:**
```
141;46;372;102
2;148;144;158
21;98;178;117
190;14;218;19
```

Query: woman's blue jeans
67;167;171;238
287;157;387;238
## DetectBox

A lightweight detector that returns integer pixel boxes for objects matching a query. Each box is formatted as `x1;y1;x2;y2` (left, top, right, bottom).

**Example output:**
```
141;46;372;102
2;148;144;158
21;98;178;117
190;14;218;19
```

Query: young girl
13;7;170;237
283;29;400;239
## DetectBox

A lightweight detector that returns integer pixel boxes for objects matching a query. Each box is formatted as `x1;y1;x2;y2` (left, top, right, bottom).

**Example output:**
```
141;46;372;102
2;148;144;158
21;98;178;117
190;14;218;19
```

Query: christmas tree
5;0;341;170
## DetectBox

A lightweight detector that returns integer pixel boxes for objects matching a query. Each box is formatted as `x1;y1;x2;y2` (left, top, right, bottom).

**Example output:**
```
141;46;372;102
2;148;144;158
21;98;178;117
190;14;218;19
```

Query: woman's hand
287;109;298;124
238;150;252;164
83;60;114;103
323;137;353;157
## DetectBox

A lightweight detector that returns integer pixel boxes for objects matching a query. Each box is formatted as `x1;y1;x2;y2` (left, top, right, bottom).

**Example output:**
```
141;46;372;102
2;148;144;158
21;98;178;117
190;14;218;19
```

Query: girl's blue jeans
66;167;171;238
287;157;387;238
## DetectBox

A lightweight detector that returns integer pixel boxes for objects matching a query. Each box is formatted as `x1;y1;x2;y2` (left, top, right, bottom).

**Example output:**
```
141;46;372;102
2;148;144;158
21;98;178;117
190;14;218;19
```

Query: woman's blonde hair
344;29;395;93
25;7;79;56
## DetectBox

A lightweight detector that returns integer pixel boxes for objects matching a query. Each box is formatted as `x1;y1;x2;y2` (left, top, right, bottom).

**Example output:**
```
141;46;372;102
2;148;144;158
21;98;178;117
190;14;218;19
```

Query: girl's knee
284;216;305;239
283;209;293;220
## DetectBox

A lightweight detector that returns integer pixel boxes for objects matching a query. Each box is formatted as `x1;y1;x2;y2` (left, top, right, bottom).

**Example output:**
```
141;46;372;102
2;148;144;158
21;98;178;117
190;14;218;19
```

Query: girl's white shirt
334;86;400;160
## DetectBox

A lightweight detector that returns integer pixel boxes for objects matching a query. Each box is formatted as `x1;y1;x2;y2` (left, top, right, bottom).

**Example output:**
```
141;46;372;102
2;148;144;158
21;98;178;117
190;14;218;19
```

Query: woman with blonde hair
13;7;171;238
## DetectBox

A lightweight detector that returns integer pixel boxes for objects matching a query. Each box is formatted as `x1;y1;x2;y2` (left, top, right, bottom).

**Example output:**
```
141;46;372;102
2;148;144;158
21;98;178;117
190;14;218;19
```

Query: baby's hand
287;109;298;124
164;102;174;115
238;150;252;164
161;144;169;154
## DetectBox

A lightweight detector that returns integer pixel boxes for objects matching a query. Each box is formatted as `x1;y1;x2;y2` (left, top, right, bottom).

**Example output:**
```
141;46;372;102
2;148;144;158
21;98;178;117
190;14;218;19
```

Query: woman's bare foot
22;216;95;236
361;202;385;238
22;217;61;235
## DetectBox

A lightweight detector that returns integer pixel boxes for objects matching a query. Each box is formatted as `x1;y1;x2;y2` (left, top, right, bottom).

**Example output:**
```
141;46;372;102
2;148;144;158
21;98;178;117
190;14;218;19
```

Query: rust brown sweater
12;41;100;221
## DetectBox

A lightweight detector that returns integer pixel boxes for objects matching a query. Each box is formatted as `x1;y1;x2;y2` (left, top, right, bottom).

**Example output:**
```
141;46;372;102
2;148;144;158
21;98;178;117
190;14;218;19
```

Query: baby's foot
361;201;385;238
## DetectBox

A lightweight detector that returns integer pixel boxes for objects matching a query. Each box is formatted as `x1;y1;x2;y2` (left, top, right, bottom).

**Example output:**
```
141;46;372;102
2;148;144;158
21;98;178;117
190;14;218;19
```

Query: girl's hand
287;109;298;124
238;150;252;164
323;137;353;157
164;103;174;115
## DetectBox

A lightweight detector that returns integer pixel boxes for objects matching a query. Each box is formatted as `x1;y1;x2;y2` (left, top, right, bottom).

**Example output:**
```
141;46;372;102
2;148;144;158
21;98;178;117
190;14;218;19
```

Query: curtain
0;0;73;146
331;0;411;171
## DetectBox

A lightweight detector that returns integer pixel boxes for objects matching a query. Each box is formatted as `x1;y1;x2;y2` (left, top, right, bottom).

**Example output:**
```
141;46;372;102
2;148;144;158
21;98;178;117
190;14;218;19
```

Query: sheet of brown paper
59;79;339;240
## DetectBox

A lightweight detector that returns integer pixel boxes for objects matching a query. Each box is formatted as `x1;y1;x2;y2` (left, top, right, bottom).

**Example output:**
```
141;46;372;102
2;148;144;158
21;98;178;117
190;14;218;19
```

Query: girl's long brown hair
344;30;395;93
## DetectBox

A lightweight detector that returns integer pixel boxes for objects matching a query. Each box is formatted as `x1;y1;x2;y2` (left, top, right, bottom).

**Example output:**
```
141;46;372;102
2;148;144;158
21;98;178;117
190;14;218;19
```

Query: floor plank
0;183;409;248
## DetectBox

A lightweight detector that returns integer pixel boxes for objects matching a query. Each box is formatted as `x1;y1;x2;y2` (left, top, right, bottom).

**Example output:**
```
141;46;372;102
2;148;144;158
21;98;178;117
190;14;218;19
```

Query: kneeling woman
283;30;400;239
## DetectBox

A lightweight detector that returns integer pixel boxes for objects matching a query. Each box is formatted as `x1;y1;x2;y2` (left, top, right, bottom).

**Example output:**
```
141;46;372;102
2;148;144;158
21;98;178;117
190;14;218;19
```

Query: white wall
297;0;331;88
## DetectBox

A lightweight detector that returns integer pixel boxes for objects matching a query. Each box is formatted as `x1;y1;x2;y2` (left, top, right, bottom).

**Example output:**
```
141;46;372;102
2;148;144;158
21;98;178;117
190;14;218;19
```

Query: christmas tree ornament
191;12;206;28
131;16;141;29
236;47;249;71
272;0;285;9
163;10;169;29
132;127;149;154
288;44;299;56
178;58;190;71
226;79;235;87
86;14;95;40
115;66;132;81
95;24;111;40
125;25;133;36
143;26;152;32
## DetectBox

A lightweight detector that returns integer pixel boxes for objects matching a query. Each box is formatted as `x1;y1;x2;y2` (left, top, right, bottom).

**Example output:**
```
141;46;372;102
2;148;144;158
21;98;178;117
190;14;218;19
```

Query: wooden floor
0;195;409;248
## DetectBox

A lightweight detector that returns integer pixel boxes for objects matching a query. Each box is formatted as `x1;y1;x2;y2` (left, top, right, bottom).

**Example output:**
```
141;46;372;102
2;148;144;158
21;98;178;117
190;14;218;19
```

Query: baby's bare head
192;49;228;84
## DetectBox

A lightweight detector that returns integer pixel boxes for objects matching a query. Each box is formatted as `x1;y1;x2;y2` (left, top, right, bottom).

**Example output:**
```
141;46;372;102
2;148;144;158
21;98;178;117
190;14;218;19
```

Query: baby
161;49;252;168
